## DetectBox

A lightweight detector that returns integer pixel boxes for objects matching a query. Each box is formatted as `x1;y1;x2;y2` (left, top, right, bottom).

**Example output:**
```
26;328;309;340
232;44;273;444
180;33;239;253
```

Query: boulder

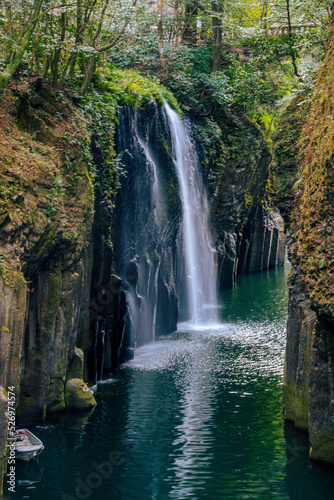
65;378;96;411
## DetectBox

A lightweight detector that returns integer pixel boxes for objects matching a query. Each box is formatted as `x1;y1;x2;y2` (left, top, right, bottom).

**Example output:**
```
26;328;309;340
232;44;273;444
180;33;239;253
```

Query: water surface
5;265;334;499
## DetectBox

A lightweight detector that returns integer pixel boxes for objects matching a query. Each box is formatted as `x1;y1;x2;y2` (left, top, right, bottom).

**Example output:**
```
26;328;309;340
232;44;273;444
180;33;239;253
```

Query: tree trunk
79;53;95;94
211;1;224;72
182;1;199;46
0;0;44;93
157;0;165;62
63;0;83;83
285;0;299;78
52;0;67;87
261;0;269;30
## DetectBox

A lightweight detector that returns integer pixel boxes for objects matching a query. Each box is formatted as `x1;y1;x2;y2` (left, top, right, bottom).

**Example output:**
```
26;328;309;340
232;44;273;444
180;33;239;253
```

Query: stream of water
166;103;217;323
6;264;334;500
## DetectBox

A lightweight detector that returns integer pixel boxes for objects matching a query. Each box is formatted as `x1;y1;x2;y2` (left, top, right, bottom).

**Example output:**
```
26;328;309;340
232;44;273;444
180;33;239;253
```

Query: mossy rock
67;347;84;381
65;378;96;411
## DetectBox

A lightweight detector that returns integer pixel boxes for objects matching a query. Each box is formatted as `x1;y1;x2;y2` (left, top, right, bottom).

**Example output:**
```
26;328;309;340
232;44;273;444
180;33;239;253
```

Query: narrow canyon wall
272;23;334;465
0;81;98;476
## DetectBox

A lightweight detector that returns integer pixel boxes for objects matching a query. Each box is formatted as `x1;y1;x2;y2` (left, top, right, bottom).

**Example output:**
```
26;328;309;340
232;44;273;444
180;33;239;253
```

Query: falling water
152;260;161;341
133;110;161;212
94;318;106;383
165;104;217;322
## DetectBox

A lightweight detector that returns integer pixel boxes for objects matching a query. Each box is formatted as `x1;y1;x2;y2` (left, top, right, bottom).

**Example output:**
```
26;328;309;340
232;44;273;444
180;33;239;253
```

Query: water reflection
168;336;216;499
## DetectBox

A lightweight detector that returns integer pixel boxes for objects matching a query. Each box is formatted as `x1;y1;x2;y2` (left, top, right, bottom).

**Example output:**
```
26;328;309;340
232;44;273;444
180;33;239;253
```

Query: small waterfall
165;104;217;323
94;318;106;384
115;106;168;347
133;111;161;212
152;260;161;341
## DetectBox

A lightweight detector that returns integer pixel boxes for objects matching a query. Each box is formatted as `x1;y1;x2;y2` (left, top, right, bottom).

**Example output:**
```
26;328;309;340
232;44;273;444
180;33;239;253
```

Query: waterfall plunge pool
5;265;334;500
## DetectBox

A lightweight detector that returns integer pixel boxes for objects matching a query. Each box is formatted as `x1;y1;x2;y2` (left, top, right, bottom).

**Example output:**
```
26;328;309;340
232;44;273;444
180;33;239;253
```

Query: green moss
96;66;182;114
47;400;66;413
27;350;43;364
17;391;39;418
153;251;161;262
0;251;26;290
295;383;310;431
45;267;62;332
0;455;7;496
287;27;334;317
244;192;253;208
166;179;178;208
270;91;311;203
65;378;96;410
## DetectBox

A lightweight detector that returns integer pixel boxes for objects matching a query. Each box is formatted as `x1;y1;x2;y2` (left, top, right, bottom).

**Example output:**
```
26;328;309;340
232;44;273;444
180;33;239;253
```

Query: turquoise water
5;265;334;499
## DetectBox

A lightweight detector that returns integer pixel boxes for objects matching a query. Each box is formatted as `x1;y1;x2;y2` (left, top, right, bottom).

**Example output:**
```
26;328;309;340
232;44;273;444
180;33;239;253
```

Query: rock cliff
198;108;286;290
0;80;115;478
273;25;334;465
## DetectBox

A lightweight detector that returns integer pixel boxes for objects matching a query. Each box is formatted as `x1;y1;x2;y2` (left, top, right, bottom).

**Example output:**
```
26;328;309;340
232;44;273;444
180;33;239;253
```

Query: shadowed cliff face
0;81;99;489
113;103;180;347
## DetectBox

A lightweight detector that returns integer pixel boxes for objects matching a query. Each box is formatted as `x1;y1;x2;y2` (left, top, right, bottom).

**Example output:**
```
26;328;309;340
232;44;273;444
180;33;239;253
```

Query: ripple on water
124;318;286;380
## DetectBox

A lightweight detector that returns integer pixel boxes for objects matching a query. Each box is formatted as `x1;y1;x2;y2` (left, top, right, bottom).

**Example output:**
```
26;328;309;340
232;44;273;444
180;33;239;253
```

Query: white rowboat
14;429;44;461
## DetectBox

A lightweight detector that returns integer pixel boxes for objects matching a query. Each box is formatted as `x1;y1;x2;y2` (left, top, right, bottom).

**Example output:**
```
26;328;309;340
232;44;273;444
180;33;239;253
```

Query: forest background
0;0;332;126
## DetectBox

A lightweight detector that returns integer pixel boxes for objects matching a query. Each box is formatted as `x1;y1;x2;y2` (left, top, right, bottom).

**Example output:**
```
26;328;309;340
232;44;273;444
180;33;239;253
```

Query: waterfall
165;104;217;323
94;318;106;384
114;102;217;359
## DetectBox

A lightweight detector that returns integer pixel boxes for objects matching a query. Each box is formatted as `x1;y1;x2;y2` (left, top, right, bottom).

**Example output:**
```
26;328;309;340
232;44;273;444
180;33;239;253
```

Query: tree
0;0;44;93
211;1;224;72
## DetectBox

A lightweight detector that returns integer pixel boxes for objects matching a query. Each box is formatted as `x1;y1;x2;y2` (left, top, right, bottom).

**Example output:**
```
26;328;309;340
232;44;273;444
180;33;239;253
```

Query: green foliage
79;66;182;204
96;66;181;113
45;176;66;221
0;0;330;131
273;25;334;316
0;250;25;288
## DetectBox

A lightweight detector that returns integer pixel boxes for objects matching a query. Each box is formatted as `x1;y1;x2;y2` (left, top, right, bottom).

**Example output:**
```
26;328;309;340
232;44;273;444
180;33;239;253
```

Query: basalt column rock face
86;134;129;382
113;103;180;347
18;255;92;421
308;317;334;463
0;276;27;455
284;271;317;432
209;114;286;290
283;271;334;465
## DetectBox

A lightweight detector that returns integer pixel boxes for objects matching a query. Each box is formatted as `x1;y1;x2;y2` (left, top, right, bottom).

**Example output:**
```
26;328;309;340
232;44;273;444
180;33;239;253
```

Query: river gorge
1;58;334;496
